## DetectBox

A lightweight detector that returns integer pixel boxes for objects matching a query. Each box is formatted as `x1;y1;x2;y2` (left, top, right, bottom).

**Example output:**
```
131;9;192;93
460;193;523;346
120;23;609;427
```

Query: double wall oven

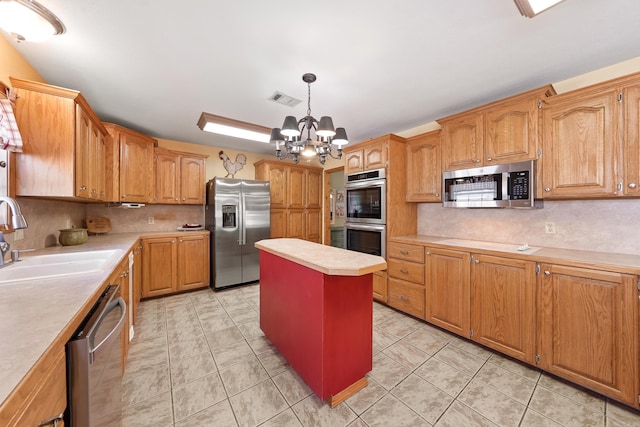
344;168;386;258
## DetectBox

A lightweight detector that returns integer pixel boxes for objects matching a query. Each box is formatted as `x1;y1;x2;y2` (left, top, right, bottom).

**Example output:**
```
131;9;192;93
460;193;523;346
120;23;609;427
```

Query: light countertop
0;231;208;409
391;235;640;274
256;238;387;276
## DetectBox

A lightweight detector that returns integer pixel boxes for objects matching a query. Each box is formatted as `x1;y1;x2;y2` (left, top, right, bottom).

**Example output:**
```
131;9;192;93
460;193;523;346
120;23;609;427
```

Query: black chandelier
269;73;348;165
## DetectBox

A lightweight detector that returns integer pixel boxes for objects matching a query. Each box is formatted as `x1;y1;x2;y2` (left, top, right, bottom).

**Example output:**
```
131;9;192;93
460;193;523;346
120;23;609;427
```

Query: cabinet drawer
388;258;424;284
388;278;425;319
388;242;424;263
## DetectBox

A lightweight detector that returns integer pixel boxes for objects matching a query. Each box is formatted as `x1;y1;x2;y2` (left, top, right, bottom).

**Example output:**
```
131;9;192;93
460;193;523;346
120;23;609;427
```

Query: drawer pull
400;295;409;302
400;269;409;274
400;250;409;255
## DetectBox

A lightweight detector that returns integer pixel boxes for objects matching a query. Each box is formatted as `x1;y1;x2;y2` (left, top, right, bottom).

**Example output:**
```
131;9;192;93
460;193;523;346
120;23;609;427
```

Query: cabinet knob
544;187;551;192
629;182;637;188
475;159;481;163
182;198;186;201
474;259;480;264
38;413;64;426
544;271;551;276
175;198;179;201
487;157;492;161
434;193;439;197
80;186;87;191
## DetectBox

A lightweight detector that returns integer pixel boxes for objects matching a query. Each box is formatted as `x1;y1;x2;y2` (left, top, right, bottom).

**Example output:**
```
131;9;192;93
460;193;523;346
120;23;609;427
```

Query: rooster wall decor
219;151;247;178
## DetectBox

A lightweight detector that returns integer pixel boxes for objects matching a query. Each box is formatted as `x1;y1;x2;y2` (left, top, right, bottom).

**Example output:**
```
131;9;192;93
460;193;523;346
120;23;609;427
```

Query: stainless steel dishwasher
66;284;126;426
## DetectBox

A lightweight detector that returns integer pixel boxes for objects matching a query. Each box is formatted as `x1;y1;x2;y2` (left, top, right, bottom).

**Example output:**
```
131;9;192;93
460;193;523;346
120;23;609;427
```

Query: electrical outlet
148;216;155;225
545;222;556;234
13;229;23;241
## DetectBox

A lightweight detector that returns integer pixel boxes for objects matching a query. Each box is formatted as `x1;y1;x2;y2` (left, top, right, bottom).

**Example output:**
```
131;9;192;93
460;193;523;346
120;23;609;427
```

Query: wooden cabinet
343;137;388;174
177;233;210;290
10;77;109;201
425;247;470;336
439;85;555;171
104;123;156;203
538;264;638;405
142;236;178;298
470;254;537;364
372;270;387;303
142;233;209;298
254;160;323;243
132;240;142;325
405;130;442;202
622;83;640;195
154;148;207;204
387;242;425;318
541;87;619;198
2;347;66;426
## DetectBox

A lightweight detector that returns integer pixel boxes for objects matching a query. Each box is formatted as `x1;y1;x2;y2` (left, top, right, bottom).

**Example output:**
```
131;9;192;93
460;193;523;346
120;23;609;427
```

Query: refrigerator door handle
240;193;247;245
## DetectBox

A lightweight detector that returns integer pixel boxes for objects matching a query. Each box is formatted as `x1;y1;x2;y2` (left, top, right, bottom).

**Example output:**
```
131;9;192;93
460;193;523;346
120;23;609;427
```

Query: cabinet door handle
475;159;481;163
629;182;637;188
474;259;480;264
487;157;492;161
544;271;551;276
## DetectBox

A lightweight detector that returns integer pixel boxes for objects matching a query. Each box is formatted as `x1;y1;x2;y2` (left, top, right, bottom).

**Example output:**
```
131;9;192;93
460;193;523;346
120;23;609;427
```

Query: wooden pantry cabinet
438;85;555;171
10;77;109;201
104;123;156;203
254;160;322;243
154;148;207;204
405;130;442;202
141;232;210;298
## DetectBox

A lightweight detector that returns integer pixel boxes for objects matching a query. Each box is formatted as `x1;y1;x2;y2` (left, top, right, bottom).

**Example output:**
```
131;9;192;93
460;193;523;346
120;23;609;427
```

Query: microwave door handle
88;297;126;364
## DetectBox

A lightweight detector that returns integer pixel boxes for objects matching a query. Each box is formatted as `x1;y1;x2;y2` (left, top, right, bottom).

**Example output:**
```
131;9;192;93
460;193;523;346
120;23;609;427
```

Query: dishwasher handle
89;297;126;364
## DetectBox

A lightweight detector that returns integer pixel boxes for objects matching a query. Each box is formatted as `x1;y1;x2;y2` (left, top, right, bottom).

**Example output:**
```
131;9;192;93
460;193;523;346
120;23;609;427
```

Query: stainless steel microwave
442;160;542;208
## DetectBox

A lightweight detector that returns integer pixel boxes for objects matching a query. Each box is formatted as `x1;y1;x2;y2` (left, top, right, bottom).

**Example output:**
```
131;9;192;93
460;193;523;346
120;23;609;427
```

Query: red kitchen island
255;238;387;407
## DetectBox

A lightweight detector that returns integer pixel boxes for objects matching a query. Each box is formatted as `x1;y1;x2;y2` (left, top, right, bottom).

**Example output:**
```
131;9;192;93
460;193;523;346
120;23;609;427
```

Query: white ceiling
5;0;640;156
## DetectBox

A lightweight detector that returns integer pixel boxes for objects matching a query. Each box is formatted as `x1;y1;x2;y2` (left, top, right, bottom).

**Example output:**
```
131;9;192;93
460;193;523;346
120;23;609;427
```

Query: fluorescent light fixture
0;0;65;42
514;0;566;18
197;112;271;143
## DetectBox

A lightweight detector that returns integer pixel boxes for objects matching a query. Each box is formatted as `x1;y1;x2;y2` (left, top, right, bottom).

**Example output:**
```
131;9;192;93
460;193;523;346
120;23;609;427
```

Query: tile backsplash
4;198;204;251
417;198;640;255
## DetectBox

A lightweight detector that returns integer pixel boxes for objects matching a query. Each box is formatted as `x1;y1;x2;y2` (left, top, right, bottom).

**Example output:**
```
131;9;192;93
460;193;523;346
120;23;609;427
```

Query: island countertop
255;238;387;276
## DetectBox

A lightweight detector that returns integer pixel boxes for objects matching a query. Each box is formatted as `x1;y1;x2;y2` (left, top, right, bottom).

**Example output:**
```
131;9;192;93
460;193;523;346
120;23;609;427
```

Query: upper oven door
344;178;386;224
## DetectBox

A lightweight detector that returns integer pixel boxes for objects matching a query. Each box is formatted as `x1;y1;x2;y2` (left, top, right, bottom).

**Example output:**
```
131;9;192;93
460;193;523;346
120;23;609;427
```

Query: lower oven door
345;223;386;258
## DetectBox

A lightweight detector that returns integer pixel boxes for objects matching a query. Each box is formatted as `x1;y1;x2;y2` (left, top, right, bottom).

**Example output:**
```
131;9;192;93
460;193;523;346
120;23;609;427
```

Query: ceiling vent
268;91;302;107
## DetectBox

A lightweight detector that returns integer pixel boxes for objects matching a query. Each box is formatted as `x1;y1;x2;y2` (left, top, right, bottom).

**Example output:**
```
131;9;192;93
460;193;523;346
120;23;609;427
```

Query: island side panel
259;251;325;395
322;273;373;397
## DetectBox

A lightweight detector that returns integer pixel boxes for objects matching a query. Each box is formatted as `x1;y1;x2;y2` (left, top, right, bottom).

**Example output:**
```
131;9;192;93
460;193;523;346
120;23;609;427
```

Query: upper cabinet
343;136;389;174
9;77;109;201
539;72;640;199
438;85;556;171
104;123;156;203
405;130;442;202
154;148;207;204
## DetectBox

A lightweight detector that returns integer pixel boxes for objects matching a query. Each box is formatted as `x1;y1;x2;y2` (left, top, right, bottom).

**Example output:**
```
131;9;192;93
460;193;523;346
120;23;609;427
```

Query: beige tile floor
122;284;640;427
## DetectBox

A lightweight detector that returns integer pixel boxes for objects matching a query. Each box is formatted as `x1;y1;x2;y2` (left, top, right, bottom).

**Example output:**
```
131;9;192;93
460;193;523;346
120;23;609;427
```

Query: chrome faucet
0;196;28;268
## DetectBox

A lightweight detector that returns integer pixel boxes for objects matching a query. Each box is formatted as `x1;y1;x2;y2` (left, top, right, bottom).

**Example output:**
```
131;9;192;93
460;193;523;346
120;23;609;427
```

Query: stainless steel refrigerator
205;177;271;289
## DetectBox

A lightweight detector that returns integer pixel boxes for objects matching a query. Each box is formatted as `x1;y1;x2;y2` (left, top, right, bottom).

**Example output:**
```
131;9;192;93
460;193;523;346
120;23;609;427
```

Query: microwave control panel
509;171;530;200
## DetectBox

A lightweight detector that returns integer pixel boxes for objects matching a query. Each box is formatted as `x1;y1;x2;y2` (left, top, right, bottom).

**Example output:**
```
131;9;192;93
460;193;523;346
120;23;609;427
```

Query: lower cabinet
372;270;387;302
388;238;640;410
538;264;638;405
387;242;426;318
425;247;470;337
3;347;66;426
142;233;210;298
471;254;537;364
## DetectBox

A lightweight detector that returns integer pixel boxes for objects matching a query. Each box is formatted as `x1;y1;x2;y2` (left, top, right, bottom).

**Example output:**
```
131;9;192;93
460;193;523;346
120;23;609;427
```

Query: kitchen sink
0;249;122;283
